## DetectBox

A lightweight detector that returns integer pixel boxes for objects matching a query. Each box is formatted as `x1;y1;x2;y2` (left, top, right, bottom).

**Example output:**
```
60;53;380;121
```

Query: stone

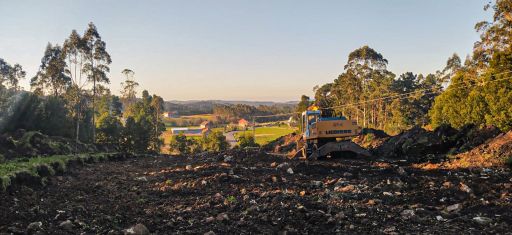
310;181;323;187
204;231;216;235
397;167;406;175
459;183;472;193
286;168;294;174
124;223;150;235
26;222;42;232
59;220;74;230
205;217;215;223
400;209;415;219
446;203;462;212
473;216;492;225
223;155;234;162
185;165;193;171
216;213;229;221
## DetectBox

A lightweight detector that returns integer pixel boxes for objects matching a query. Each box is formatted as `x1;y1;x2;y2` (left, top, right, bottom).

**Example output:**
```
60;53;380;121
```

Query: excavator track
294;141;372;160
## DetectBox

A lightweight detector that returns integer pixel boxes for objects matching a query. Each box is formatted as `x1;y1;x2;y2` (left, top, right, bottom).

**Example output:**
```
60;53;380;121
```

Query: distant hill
164;100;298;115
167;100;298;106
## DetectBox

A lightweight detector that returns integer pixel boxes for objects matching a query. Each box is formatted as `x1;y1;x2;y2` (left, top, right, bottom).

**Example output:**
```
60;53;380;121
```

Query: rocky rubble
373;124;505;164
1;151;510;234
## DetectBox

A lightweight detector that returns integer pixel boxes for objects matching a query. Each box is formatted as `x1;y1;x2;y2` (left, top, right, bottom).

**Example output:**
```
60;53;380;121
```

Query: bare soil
1;150;511;234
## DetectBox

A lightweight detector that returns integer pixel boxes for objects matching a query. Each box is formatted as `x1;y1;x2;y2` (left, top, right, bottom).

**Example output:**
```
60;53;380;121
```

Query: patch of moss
0;175;11;191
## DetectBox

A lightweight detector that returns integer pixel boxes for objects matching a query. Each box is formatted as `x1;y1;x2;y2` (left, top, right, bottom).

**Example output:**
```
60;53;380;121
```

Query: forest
0;23;165;155
297;2;512;135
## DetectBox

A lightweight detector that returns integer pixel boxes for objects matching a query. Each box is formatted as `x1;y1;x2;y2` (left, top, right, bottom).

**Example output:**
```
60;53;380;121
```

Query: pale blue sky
0;0;490;101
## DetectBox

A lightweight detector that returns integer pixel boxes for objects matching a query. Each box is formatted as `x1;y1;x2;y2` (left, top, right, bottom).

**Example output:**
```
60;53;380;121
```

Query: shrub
506;156;512;169
237;133;259;148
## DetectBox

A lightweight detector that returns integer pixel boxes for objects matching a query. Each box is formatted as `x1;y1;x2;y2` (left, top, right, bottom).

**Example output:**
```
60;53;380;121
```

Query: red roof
239;119;249;125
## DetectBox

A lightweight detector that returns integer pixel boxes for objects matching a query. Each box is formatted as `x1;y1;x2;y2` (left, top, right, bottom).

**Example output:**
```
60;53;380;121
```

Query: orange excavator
295;106;371;160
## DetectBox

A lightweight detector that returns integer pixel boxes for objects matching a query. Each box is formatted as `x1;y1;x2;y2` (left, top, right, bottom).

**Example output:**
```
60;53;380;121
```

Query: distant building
162;112;172;118
200;121;212;129
170;127;203;135
238;118;250;129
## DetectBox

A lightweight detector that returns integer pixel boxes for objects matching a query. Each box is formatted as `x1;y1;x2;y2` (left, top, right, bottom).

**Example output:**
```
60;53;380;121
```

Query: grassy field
236;125;297;145
163;114;218;127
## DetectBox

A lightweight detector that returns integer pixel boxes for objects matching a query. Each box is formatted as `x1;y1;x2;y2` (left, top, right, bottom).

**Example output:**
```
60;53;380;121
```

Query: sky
0;0;491;102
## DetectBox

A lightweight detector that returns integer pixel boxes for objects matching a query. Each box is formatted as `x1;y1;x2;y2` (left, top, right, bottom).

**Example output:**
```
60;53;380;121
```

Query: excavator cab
296;106;371;160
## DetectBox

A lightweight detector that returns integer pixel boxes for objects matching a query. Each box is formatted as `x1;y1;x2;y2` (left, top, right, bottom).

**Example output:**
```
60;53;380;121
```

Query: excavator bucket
293;141;372;160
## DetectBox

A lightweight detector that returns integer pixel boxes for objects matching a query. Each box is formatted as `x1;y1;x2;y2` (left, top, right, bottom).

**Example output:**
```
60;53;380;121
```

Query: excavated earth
1;150;511;234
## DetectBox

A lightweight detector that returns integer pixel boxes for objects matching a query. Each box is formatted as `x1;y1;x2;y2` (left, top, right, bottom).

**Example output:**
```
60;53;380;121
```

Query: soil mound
353;128;390;149
263;133;302;156
0;130;106;160
374;124;504;164
444;130;512;168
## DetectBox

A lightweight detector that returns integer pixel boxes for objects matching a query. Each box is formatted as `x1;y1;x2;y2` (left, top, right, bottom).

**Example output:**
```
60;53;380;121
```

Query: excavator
294;106;371;160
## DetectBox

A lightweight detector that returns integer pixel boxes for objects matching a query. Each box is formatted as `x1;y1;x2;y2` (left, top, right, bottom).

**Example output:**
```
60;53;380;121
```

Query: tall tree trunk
75;94;80;154
92;60;96;144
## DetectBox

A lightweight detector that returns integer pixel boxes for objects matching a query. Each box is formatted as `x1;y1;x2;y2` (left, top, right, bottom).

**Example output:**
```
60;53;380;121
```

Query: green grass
235;125;296;145
0;153;115;190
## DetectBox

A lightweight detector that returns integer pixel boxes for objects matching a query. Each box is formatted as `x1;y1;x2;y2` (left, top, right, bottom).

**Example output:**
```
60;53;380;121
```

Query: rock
286;168;294;174
59;220;74;230
335;212;346;219
124;223;150;235
223;155;234;162
436;215;446;221
277;162;289;169
204;231;216;235
135;176;148;182
216;213;229;221
397;167;406;175
205;217;215;223
185;165;193;171
400;209;415;219
270;162;277;167
271;176;278;182
299;191;306;196
335;185;355;192
201;180;207;185
310;181;323;187
229;169;234;175
383;192;393;196
26;222;42;232
383;226;396;233
473;216;492;224
343;172;353;177
446;203;462;212
459;183;472;193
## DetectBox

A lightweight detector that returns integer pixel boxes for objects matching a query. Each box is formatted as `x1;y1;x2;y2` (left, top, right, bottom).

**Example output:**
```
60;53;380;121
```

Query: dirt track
1;151;511;234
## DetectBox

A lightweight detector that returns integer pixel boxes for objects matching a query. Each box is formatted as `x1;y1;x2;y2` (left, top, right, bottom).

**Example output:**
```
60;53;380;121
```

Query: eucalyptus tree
63;30;89;146
330;45;392;129
0;58;26;91
120;69;139;112
31;43;70;96
83;22;112;143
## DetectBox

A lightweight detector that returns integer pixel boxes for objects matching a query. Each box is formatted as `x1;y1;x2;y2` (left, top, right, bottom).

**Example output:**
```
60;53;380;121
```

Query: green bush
506;156;512;169
237;133;259;148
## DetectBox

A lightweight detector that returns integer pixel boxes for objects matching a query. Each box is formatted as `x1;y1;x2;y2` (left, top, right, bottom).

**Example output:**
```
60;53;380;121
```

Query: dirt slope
1;151;510;234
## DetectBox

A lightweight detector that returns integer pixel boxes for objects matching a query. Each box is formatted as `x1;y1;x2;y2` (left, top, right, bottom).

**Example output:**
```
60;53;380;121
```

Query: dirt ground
1;151;511;234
